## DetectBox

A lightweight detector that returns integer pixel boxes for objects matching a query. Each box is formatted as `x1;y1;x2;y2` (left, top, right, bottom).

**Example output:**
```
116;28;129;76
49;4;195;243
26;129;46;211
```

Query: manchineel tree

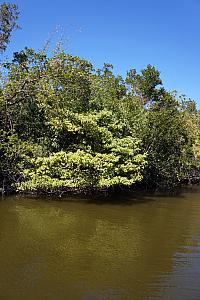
0;46;199;194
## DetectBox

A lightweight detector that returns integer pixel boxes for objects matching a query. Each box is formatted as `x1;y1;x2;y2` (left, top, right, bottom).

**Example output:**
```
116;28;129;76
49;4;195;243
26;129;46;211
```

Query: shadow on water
7;184;200;206
83;186;190;205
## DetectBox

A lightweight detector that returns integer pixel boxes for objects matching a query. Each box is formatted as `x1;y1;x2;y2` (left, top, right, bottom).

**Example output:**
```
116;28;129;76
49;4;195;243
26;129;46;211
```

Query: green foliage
0;2;19;52
0;47;199;193
126;64;163;105
18;139;146;192
0;130;36;187
143;95;193;187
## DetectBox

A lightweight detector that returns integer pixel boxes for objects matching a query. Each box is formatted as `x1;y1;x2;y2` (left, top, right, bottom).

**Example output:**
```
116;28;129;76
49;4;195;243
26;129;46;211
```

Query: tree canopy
0;46;199;194
0;3;199;194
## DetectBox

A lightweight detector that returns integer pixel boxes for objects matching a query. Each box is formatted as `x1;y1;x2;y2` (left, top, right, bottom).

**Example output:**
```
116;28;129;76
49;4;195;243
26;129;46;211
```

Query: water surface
1;187;200;299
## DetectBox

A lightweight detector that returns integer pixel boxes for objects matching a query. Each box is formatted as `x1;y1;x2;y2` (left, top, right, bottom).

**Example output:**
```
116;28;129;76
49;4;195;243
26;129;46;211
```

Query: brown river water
1;187;200;300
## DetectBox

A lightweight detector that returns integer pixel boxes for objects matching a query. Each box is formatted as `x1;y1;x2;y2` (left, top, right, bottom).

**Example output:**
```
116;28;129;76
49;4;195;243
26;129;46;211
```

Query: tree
126;64;163;106
0;48;147;193
124;65;195;188
142;91;194;188
0;2;19;52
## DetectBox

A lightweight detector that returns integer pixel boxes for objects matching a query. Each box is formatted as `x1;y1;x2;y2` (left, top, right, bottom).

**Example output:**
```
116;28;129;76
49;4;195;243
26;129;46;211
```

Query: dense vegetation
0;3;200;195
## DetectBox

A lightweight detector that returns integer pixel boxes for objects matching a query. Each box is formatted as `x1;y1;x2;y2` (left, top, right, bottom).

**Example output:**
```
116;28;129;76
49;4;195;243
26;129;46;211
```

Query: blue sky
4;0;200;105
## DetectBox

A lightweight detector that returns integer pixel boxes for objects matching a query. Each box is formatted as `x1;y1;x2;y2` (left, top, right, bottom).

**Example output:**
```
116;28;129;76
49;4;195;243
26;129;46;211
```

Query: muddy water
0;188;200;299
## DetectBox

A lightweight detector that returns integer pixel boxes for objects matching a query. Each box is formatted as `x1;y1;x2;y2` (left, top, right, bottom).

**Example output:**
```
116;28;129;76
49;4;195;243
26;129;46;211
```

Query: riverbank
1;177;200;199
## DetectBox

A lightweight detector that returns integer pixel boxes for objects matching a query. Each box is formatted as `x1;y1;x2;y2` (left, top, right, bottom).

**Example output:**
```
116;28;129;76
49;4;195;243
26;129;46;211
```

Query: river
0;187;200;299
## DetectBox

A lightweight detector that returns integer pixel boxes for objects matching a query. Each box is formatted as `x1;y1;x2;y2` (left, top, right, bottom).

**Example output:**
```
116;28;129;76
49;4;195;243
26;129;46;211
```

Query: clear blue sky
4;0;200;105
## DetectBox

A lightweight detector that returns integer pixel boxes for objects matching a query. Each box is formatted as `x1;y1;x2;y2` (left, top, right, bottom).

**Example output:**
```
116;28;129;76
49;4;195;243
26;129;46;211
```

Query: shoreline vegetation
0;4;200;197
1;47;200;197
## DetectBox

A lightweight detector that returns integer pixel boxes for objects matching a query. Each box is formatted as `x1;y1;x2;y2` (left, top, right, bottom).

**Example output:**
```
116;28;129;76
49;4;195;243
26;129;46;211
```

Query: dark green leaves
0;2;19;52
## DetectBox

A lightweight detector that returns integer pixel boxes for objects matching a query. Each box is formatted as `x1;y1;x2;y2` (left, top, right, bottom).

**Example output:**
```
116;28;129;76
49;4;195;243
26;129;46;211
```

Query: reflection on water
0;187;200;299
